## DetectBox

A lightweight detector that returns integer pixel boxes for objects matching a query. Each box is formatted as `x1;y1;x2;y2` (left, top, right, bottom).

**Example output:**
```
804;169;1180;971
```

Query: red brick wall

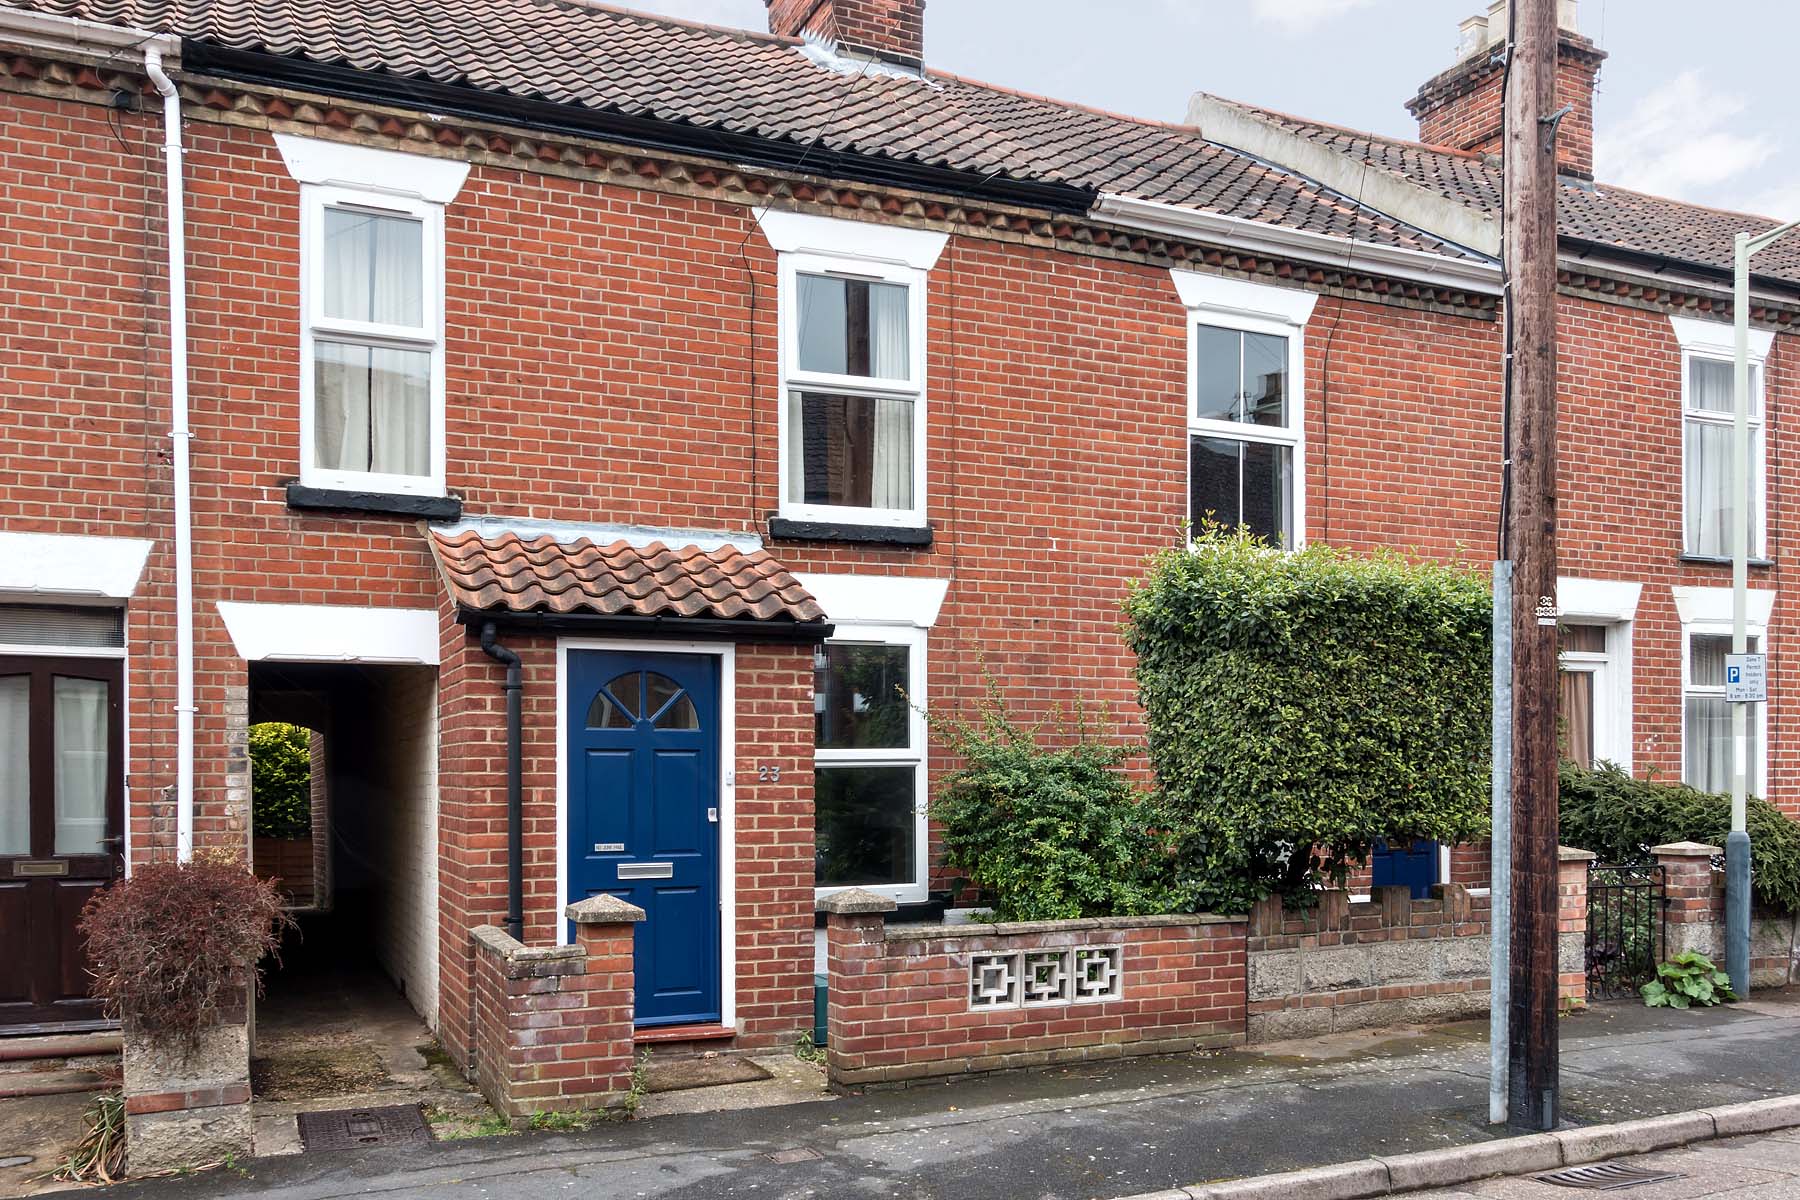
822;911;1245;1086
468;918;636;1118
5;66;1795;1058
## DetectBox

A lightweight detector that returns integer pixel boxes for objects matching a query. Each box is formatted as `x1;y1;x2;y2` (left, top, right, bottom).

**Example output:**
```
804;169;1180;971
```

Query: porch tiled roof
428;528;827;625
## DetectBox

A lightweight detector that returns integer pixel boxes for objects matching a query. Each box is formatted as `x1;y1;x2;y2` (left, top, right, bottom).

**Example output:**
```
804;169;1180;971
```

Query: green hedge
1123;529;1492;911
1559;761;1800;913
250;722;312;840
928;686;1178;922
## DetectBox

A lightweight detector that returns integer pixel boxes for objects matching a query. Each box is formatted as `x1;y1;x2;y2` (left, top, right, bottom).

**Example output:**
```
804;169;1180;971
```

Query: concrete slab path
1409;1125;1800;1200
104;994;1800;1200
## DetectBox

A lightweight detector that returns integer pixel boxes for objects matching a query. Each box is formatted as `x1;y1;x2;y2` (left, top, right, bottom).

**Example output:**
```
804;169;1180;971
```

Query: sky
622;0;1800;221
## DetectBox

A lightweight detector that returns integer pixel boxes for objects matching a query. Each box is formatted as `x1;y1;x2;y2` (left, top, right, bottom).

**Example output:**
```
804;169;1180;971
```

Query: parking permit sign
1726;653;1768;703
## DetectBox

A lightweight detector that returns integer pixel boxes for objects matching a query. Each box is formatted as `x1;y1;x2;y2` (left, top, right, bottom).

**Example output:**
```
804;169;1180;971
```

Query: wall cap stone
567;894;647;924
817;888;899;915
882;912;1245;941
1558;846;1598;862
470;924;584;963
1652;841;1723;858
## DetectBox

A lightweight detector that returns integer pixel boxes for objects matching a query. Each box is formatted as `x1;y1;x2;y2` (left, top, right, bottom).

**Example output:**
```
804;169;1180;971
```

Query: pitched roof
1205;96;1800;289
5;0;1477;259
429;528;828;627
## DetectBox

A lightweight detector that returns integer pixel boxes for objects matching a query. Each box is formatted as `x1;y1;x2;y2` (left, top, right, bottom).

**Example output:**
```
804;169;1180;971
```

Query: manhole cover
766;1148;823;1164
1538;1162;1684;1190
296;1104;432;1152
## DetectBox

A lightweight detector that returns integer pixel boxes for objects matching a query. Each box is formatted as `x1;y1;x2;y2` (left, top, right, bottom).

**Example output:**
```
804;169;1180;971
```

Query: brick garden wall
820;895;1246;1088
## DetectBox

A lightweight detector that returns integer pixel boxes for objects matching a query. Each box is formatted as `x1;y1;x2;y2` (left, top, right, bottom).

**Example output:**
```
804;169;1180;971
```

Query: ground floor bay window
812;625;927;905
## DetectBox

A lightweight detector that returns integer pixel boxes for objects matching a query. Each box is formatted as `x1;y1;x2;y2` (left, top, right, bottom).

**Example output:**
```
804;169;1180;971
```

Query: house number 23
757;764;782;782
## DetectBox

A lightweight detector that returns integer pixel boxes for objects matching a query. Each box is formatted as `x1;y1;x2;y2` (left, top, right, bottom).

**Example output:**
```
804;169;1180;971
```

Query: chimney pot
1457;15;1489;59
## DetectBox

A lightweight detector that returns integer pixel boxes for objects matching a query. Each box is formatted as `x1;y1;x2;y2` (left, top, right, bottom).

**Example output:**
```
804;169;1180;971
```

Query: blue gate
567;650;721;1027
1371;839;1439;900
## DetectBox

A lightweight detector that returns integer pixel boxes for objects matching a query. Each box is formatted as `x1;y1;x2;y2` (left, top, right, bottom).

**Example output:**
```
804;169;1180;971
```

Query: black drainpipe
479;621;525;942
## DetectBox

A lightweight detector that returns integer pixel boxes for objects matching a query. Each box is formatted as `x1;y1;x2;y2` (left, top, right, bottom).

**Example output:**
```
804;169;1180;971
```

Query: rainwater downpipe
480;622;525;941
144;44;197;863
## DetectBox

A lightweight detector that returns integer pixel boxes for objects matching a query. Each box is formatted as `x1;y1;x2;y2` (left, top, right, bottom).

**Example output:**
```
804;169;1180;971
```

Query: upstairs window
1188;321;1299;545
1171;272;1314;548
300;189;443;495
1683;355;1766;559
780;255;927;527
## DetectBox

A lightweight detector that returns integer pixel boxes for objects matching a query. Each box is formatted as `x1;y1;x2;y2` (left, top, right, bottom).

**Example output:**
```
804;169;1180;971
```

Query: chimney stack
767;0;927;69
1405;0;1605;178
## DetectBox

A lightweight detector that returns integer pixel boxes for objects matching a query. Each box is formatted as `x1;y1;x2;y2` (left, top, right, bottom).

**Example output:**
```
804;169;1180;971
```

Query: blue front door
1372;839;1439;900
568;651;721;1027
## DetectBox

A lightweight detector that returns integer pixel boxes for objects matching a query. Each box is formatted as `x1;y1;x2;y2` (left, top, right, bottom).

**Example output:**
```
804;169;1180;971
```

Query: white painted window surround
1669;316;1774;560
216;601;441;665
796;571;949;906
0;531;153;600
274;134;470;499
1172;270;1316;548
757;210;948;530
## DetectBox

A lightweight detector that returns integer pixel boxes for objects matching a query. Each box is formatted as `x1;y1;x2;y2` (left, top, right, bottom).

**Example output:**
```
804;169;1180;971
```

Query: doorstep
634;1023;735;1045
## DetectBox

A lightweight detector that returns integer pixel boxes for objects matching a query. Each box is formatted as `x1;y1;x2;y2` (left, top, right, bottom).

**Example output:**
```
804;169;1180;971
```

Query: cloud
1247;0;1381;36
1596;69;1794;217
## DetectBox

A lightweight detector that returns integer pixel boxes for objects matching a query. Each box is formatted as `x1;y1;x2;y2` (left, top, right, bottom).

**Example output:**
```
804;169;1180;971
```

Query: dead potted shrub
79;851;289;1173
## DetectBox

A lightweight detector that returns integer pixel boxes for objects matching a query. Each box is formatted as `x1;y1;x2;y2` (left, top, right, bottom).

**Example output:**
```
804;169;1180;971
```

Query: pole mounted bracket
1538;105;1574;154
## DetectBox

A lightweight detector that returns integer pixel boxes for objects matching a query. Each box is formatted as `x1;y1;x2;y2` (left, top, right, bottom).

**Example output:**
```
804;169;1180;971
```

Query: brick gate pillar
1653;841;1724;960
1557;847;1595;1010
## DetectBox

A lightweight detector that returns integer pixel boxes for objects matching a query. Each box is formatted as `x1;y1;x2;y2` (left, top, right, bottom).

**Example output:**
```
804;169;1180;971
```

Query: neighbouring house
0;0;1793;1113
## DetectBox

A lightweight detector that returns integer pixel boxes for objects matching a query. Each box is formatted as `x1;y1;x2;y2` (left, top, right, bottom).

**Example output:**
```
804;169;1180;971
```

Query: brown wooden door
0;656;123;1032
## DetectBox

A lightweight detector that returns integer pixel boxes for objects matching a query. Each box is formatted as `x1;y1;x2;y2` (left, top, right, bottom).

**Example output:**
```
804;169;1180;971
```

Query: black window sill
768;517;933;547
285;484;462;521
1679;554;1775;569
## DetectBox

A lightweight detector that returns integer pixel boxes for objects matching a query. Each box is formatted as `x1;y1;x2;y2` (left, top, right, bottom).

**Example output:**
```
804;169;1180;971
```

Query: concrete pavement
102;993;1800;1200
1409;1125;1800;1199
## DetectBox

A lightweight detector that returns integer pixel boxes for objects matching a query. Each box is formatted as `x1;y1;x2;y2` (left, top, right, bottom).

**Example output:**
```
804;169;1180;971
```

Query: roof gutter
1091;192;1503;296
0;5;171;54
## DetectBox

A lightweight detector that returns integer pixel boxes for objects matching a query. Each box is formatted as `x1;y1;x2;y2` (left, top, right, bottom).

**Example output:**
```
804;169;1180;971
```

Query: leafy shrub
1560;761;1800;913
929;682;1178;922
1123;528;1492;911
1642;951;1736;1008
80;853;290;1047
250;722;312;839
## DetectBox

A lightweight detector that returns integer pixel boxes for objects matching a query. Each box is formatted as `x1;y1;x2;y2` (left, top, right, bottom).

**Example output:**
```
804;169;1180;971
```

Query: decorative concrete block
1432;934;1492;980
123;1021;252;1173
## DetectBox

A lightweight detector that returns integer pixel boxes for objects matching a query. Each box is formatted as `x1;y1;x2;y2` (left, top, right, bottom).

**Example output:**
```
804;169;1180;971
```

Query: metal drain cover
296;1104;432;1152
767;1148;823;1164
1538;1162;1684;1190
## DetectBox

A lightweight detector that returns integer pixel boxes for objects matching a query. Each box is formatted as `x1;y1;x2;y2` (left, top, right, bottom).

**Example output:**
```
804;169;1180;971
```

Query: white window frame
1681;350;1767;560
811;622;929;904
1681;620;1768;797
1172;272;1315;549
1557;622;1628;769
297;185;447;497
775;252;930;528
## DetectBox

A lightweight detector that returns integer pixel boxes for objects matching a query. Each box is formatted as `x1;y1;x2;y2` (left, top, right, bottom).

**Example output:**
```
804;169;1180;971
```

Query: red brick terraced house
0;0;1796;1095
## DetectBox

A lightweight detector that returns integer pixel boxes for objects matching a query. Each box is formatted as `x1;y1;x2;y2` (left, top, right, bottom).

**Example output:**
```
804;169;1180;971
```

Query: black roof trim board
183;43;1098;217
454;605;836;645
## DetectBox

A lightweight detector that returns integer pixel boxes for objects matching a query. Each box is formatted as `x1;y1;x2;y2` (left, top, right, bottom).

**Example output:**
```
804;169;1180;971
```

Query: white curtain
52;676;106;855
0;675;28;855
315;207;430;477
1686;635;1758;795
868;283;912;508
1685;419;1730;556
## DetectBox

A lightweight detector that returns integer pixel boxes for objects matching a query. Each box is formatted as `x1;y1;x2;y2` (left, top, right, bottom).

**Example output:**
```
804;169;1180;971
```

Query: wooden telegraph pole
1505;0;1563;1132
